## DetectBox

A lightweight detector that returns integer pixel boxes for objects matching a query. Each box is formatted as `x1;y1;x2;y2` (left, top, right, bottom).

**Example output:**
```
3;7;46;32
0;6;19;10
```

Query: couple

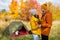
29;4;52;40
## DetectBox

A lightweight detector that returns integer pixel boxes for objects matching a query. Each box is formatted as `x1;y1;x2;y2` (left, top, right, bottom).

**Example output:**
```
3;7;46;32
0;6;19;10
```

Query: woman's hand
38;24;41;28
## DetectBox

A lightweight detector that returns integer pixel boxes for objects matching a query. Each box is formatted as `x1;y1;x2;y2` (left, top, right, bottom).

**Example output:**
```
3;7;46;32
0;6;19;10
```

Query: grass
0;34;33;40
0;20;60;40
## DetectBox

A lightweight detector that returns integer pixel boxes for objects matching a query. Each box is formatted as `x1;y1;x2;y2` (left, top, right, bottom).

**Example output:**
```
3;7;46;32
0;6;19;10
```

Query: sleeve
30;18;39;30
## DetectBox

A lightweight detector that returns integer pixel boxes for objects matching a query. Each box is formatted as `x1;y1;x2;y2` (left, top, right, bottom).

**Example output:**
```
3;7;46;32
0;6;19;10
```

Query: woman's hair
29;9;37;15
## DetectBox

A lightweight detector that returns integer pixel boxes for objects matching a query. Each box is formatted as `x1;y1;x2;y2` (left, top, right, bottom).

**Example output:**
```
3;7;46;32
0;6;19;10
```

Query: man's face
41;8;46;14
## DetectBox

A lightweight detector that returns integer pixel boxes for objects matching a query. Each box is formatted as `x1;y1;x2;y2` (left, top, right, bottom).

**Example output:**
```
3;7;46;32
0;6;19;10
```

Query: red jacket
41;10;52;36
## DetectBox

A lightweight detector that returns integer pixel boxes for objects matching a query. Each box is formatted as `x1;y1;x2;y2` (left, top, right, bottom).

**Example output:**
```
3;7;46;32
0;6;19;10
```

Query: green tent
3;21;28;36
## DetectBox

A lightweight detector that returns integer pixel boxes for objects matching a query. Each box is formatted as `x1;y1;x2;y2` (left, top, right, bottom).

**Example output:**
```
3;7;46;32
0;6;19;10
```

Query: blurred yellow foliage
9;0;19;14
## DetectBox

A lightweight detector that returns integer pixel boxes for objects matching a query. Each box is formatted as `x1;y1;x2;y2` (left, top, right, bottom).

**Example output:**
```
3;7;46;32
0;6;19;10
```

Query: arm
30;16;39;30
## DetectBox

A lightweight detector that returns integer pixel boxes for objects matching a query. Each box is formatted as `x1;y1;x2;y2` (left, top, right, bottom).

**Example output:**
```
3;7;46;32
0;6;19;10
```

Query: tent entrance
12;26;29;37
18;26;28;35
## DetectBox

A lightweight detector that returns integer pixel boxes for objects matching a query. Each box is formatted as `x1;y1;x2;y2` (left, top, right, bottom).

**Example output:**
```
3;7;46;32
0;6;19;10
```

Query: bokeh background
0;0;60;40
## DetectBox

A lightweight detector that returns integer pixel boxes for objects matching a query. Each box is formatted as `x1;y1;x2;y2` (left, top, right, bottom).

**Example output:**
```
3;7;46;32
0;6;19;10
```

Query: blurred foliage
0;1;60;40
47;2;60;21
9;0;19;14
1;9;6;13
0;2;60;21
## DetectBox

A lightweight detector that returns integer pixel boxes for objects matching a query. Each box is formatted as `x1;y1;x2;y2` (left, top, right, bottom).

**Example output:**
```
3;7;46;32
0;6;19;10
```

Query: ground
0;20;60;40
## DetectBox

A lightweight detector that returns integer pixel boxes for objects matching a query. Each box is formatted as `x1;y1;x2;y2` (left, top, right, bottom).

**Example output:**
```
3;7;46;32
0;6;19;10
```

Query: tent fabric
22;21;31;31
3;21;29;36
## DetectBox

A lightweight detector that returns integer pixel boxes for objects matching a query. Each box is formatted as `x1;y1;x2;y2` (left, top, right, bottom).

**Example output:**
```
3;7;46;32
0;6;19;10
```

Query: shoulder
46;10;52;15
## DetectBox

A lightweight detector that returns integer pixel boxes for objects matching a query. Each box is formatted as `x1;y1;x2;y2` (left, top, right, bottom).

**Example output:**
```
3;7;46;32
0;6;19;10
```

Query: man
41;4;52;40
29;9;41;40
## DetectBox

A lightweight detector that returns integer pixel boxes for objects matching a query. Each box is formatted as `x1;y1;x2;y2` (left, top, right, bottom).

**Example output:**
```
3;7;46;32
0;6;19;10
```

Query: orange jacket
30;16;41;35
41;10;52;36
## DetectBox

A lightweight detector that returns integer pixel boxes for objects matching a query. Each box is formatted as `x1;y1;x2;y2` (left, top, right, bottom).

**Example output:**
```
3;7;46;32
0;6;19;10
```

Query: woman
29;9;41;40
